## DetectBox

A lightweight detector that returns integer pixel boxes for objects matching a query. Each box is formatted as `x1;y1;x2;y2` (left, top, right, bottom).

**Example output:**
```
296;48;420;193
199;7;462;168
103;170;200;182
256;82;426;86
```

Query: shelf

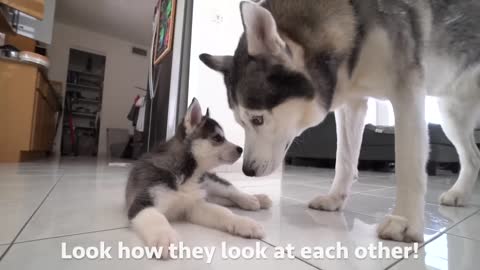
0;0;45;20
71;112;97;119
67;83;101;91
67;89;100;95
69;69;104;78
76;98;100;105
63;125;95;131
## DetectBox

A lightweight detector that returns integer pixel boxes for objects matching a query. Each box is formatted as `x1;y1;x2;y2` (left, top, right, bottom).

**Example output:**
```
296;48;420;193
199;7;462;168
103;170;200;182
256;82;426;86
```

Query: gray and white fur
200;0;480;243
125;99;271;259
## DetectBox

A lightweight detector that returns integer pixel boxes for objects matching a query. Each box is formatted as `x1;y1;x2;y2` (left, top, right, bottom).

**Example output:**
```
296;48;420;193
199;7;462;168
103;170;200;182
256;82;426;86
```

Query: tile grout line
385;207;480;270
352;187;395;194
13;227;129;245
357;189;480;208
347;193;480;233
282;182;394;199
280;193;480;269
354;192;397;200
441;207;480;235
351;192;480;209
281;195;309;204
280;194;397;220
444;231;480;242
384;235;442;270
0;173;65;261
259;239;324;270
296;180;394;190
281;192;480;226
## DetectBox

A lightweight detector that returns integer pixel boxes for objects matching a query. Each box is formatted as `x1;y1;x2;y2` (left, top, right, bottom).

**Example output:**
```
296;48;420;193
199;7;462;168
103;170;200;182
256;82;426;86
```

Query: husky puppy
126;99;271;259
200;0;480;242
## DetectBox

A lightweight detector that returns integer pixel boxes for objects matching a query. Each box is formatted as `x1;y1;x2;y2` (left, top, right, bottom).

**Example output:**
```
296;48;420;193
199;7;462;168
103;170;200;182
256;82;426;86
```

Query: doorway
61;49;106;156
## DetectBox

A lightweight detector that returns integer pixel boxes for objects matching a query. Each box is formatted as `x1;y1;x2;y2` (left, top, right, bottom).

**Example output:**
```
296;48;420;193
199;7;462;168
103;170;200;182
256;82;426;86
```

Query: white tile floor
0;158;479;270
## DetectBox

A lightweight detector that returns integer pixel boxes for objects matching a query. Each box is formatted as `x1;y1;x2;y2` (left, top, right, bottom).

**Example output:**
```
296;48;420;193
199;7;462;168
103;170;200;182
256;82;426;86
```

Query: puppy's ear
240;1;285;56
205;108;210;118
184;98;203;133
199;54;233;74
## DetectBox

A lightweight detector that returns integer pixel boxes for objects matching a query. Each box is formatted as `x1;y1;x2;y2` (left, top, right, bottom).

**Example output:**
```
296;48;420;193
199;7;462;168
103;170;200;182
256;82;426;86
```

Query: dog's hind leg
438;98;480;206
309;98;368;211
186;201;265;239
130;207;179;259
206;195;236;207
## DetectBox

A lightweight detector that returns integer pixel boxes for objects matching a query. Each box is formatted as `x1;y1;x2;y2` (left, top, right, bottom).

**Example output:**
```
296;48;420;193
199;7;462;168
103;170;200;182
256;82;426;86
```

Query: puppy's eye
251;116;264;126
212;134;225;143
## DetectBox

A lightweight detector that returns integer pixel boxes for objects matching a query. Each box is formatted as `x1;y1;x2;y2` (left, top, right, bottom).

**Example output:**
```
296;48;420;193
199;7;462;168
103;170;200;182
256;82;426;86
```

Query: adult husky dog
200;0;480;242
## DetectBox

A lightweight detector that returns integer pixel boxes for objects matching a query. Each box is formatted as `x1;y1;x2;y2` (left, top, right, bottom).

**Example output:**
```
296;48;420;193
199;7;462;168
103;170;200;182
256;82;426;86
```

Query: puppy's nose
236;147;243;154
242;166;256;177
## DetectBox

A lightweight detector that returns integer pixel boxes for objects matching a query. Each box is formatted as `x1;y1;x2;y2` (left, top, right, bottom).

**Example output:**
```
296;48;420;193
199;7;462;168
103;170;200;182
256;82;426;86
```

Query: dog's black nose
242;166;256;177
236;147;243;154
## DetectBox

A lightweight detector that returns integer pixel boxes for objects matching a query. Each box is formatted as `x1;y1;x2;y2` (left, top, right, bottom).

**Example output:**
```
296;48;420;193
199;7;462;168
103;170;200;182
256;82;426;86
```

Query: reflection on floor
0;158;479;269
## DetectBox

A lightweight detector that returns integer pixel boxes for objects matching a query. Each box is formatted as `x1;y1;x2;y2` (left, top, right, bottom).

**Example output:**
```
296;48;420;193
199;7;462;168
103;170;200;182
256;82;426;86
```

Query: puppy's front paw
254;194;272;209
308;194;346;211
227;216;265;239
377;215;424;243
143;227;179;259
233;194;261;211
440;189;468;207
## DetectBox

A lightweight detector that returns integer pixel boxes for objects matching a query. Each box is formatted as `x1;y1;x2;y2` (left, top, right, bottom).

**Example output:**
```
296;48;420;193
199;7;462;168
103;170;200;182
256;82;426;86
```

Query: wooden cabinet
1;0;54;44
31;88;56;151
0;58;60;162
0;0;44;20
4;33;36;52
32;70;58;151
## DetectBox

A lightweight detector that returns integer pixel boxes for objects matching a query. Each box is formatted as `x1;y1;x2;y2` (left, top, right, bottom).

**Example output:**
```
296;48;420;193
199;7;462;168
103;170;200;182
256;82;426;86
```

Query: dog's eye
212;134;225;143
251;116;264;126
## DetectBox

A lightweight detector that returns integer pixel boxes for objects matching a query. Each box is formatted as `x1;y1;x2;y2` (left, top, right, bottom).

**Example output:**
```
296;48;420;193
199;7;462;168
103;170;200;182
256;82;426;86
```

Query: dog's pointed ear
199;54;233;74
205;108;210;118
184;98;203;133
240;1;285;56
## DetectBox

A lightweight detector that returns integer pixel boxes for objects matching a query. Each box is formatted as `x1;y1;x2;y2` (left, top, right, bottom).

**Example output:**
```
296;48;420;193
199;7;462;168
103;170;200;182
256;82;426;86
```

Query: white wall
48;22;149;155
375;97;443;126
189;0;245;147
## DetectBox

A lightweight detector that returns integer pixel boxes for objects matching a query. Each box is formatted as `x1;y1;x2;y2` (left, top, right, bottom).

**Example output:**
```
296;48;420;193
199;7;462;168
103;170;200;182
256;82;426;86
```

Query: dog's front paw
254;194;272;209
143;227;179;259
308;194;346;211
227;216;265;239
440;189;468;207
377;215;424;243
233;194;261;211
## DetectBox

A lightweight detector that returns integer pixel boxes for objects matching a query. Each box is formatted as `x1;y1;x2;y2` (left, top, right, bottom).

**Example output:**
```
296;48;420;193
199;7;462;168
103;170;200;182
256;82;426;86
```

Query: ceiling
55;0;157;46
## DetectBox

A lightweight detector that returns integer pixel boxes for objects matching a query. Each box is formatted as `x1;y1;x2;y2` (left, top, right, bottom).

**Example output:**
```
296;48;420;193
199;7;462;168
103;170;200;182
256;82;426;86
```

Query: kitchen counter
1;54;43;66
0;56;61;105
0;55;43;70
0;56;61;162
